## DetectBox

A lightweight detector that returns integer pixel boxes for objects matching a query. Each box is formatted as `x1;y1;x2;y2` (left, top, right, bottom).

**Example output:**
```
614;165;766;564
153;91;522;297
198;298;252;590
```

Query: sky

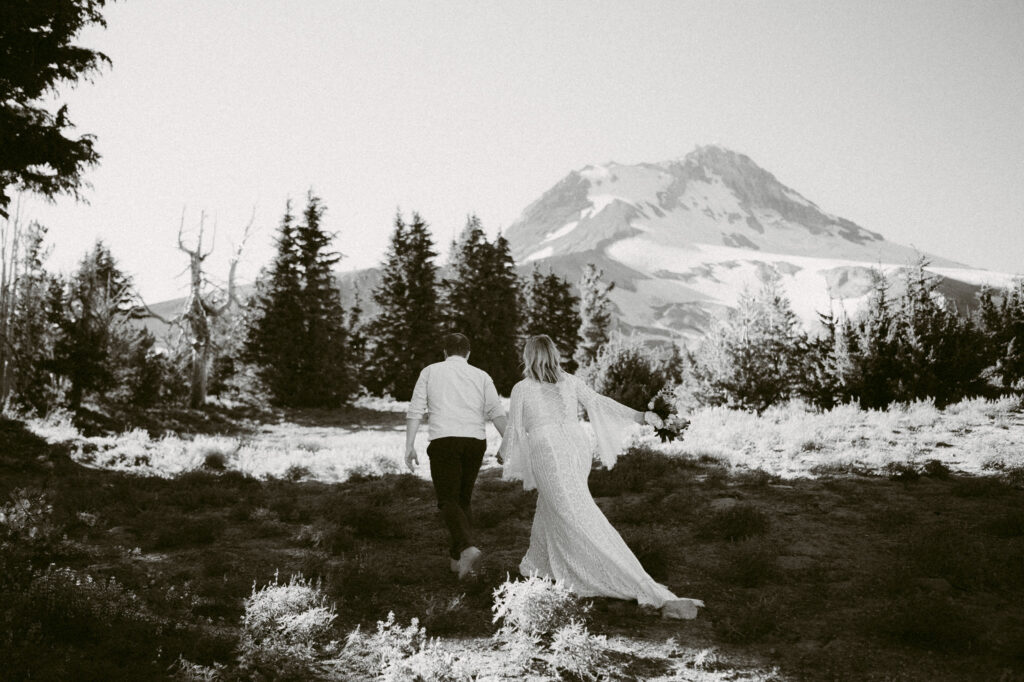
18;0;1024;303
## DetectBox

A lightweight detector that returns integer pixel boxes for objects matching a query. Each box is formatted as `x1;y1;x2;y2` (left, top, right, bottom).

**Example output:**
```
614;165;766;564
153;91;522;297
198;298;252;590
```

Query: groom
405;332;507;579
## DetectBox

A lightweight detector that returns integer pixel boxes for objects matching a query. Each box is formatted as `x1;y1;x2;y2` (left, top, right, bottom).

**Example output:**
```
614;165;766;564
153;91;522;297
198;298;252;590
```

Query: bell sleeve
572;374;642;470
499;382;536;491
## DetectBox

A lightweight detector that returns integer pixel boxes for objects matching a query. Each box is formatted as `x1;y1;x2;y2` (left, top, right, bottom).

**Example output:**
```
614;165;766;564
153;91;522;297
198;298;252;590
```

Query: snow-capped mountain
505;145;1016;341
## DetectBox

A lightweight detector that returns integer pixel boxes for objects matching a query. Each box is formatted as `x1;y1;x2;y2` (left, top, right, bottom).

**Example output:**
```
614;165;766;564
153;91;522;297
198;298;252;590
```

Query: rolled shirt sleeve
483;376;506;421
406;367;430;420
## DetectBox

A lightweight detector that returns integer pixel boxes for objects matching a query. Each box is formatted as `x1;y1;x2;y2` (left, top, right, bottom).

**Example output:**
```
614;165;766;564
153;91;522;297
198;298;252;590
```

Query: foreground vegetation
2;397;1024;680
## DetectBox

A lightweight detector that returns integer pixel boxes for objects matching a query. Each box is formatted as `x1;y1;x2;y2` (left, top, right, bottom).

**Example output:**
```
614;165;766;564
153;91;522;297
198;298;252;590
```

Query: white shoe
449;558;460;573
661;598;704;620
458;546;482;580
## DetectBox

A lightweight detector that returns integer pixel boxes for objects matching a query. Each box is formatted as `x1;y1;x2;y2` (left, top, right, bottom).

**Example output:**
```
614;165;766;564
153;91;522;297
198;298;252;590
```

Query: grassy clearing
3;395;1024;680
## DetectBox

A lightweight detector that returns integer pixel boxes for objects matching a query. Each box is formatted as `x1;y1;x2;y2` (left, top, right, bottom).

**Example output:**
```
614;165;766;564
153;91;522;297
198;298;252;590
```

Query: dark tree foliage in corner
0;0;112;218
523;265;581;372
442;215;522;394
364;211;441;400
573;263;615;371
50;240;138;409
245;194;354;407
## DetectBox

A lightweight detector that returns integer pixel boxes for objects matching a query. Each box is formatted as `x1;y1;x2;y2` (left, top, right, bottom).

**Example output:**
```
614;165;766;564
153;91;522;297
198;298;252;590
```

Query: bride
498;335;704;620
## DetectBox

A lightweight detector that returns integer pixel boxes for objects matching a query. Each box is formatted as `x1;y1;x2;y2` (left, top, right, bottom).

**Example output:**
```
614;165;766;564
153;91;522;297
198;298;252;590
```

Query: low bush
236;573;339;680
588;445;687;497
549;620;612;681
492;574;590;641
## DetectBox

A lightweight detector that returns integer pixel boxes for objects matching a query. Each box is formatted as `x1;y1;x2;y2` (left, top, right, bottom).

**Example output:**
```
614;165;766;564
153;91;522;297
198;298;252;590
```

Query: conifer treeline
687;261;1024;412
4;192;1022;414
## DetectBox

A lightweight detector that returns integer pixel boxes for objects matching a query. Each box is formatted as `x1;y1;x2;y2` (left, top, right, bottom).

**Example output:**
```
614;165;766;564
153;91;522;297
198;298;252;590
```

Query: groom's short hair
442;333;471;357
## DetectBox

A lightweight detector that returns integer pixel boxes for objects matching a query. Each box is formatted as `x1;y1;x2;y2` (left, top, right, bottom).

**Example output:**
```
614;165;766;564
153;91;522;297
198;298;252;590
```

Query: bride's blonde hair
523;335;563;383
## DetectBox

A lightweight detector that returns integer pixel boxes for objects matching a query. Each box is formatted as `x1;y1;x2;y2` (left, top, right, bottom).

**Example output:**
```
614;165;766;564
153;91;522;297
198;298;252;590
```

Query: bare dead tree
144;208;255;409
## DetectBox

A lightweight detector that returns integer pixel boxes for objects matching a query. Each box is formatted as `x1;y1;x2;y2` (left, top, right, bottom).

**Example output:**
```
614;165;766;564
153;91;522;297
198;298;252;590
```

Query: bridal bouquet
647;387;690;443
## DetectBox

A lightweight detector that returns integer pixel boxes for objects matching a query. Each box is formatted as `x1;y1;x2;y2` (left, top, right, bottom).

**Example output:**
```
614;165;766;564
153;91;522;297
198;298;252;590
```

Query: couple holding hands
404;332;702;620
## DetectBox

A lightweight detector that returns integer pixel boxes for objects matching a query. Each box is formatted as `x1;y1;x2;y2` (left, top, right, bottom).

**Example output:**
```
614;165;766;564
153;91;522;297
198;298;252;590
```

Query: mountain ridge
141;146;1015;345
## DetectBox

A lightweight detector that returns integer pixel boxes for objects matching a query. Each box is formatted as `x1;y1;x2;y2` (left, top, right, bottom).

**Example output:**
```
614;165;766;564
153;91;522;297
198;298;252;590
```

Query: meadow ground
2;395;1024;680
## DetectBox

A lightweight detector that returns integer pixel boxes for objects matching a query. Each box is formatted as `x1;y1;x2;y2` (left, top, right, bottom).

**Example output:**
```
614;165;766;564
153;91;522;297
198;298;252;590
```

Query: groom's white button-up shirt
407;355;505;441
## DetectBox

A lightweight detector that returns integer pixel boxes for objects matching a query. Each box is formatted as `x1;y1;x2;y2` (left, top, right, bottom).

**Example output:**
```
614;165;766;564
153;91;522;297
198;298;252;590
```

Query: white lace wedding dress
499;373;703;614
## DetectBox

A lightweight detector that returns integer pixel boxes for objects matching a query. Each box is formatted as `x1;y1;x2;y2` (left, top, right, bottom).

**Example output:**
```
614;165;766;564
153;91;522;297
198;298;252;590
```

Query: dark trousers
427;437;486;560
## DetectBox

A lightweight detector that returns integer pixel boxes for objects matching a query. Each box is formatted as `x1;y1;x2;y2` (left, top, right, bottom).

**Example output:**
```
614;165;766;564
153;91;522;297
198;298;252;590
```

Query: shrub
492;575;590;641
696;504;770;541
922;459;951;479
549;620;612;681
284;464;311;482
588;445;687;497
0;488;61;552
237;573;338;680
883;462;920;483
202;449;228;471
352;611;468;682
585;333;683;411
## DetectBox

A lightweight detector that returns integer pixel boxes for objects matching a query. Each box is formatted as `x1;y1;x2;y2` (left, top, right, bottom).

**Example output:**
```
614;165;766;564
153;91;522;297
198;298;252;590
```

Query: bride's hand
643;411;665;429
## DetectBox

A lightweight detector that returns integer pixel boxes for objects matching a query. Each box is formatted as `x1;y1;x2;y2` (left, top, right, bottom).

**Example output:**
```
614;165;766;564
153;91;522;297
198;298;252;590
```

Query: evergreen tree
245;194;354;406
50;240;137;408
365;211;442;399
890;260;986;406
573;263;614;370
293;192;353;406
977;279;1024;389
523;265;581;371
1;1;112;218
842;271;898;409
442;215;522;394
687;272;807;412
244;201;303;403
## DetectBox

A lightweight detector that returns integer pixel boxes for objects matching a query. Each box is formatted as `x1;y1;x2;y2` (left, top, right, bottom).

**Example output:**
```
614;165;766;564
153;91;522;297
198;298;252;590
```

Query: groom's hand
405;446;419;472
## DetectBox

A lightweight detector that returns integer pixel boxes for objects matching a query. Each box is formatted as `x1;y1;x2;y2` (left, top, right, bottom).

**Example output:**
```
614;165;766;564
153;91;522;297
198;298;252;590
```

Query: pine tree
573;263;614;371
687;272;807;411
365;211;442;399
442;215;522;394
51;240;137;408
844;270;898;409
292;192;353;406
523;265;581;371
484;233;524;393
245;201;304;404
246;194;354;406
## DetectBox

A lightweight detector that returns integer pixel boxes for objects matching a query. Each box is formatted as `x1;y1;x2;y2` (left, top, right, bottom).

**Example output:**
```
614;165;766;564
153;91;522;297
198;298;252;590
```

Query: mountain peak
501;145;991;341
